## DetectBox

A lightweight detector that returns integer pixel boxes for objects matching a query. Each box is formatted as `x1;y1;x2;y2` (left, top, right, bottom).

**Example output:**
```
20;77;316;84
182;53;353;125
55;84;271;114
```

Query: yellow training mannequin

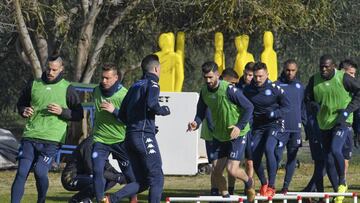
233;34;255;77
154;32;184;92
214;32;225;74
261;31;278;81
176;32;185;64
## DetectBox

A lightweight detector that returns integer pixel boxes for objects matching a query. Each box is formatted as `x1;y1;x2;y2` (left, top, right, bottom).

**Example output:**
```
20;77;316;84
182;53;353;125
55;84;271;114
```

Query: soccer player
91;64;138;203
11;55;83;203
237;62;255;180
243;62;290;197
305;55;360;203
61;136;127;203
274;59;306;193
187;61;256;202
338;59;358;178
119;54;171;203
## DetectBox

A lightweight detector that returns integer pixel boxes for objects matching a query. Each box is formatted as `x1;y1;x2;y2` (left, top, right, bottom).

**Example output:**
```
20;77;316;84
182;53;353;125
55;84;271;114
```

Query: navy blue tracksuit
119;72;170;203
243;79;290;188
275;75;306;190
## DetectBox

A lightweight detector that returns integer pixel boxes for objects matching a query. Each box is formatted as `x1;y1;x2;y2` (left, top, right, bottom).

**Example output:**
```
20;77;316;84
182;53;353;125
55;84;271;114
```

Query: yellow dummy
154;32;184;92
176;32;185;64
261;31;278;81
233;34;255;77
214;32;225;74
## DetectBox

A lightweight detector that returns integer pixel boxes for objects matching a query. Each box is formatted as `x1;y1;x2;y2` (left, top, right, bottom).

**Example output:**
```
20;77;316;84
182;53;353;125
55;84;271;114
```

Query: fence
166;192;358;203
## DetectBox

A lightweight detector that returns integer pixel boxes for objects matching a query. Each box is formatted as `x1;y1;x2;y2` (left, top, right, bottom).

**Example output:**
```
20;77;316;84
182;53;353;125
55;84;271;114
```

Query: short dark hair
201;61;218;74
47;54;64;66
221;68;239;79
141;54;160;72
283;59;297;69
339;59;357;70
320;54;335;65
244;62;255;72
102;63;118;73
253;62;267;72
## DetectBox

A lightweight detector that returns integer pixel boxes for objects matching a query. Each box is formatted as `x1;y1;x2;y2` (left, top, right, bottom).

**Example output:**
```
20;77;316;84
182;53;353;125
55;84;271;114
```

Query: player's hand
47;103;63;115
335;109;349;127
22;106;34;118
228;125;240;139
187;121;197;132
100;101;115;113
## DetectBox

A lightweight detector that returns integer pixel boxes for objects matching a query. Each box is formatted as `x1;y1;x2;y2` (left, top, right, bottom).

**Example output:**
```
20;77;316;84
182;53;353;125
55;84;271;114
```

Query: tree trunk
74;0;102;81
13;0;42;78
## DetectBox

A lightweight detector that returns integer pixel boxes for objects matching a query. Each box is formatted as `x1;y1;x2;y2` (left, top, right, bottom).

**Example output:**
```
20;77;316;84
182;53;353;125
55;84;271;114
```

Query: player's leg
33;143;58;203
11;140;35;203
108;141;139;203
281;132;301;193
210;139;228;197
251;128;267;185
264;127;283;196
331;127;348;185
342;128;352;179
92;142;110;202
244;131;254;179
226;136;255;201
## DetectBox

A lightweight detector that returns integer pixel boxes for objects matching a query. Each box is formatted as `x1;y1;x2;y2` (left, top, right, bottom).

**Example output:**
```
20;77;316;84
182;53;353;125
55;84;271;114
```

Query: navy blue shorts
342;127;353;160
208;136;246;161
250;124;282;152
282;131;302;148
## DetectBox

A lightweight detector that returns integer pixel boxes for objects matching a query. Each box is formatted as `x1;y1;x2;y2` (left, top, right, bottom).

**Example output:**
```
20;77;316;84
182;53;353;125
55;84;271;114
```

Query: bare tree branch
119;62;141;83
81;0;89;17
81;0;141;83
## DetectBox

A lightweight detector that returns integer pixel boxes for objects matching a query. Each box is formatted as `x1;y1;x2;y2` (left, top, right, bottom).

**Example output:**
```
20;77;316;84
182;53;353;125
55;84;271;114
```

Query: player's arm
193;93;208;127
59;85;84;121
17;80;33;118
187;93;208;132
269;86;290;119
301;86;308;125
343;74;360;113
304;76;319;112
147;81;170;116
226;86;254;130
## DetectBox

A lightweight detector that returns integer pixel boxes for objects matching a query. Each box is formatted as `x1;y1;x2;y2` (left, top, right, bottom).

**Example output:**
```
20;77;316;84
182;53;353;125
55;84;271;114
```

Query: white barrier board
156;92;204;175
109;92;207;175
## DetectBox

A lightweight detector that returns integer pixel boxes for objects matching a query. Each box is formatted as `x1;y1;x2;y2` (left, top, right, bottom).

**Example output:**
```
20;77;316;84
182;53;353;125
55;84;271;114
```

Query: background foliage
0;0;359;116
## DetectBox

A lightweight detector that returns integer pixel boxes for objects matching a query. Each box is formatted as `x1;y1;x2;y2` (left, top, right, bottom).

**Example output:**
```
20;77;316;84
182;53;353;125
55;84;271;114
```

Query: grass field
1;144;360;203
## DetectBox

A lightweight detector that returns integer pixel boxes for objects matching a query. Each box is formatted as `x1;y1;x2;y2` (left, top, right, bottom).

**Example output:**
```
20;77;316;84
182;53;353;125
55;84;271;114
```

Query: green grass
1;145;360;202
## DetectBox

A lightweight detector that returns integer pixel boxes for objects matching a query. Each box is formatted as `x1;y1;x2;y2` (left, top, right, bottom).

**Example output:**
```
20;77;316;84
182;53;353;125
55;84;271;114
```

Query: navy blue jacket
275;74;307;132
243;79;291;129
194;83;253;130
119;72;170;134
236;76;247;90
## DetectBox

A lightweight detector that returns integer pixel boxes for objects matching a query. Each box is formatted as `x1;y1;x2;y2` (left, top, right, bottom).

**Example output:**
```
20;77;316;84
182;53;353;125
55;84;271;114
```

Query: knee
34;165;48;180
265;142;276;154
331;145;342;156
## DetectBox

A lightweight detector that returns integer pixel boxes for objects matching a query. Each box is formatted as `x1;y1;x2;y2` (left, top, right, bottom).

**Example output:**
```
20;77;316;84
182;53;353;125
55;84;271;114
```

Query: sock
211;188;219;196
228;187;235;195
244;178;253;189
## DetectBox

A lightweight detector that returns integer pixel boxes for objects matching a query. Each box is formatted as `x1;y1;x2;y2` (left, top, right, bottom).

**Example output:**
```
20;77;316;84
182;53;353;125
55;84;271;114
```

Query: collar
100;80;122;97
41;71;64;84
142;72;159;82
278;72;299;84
